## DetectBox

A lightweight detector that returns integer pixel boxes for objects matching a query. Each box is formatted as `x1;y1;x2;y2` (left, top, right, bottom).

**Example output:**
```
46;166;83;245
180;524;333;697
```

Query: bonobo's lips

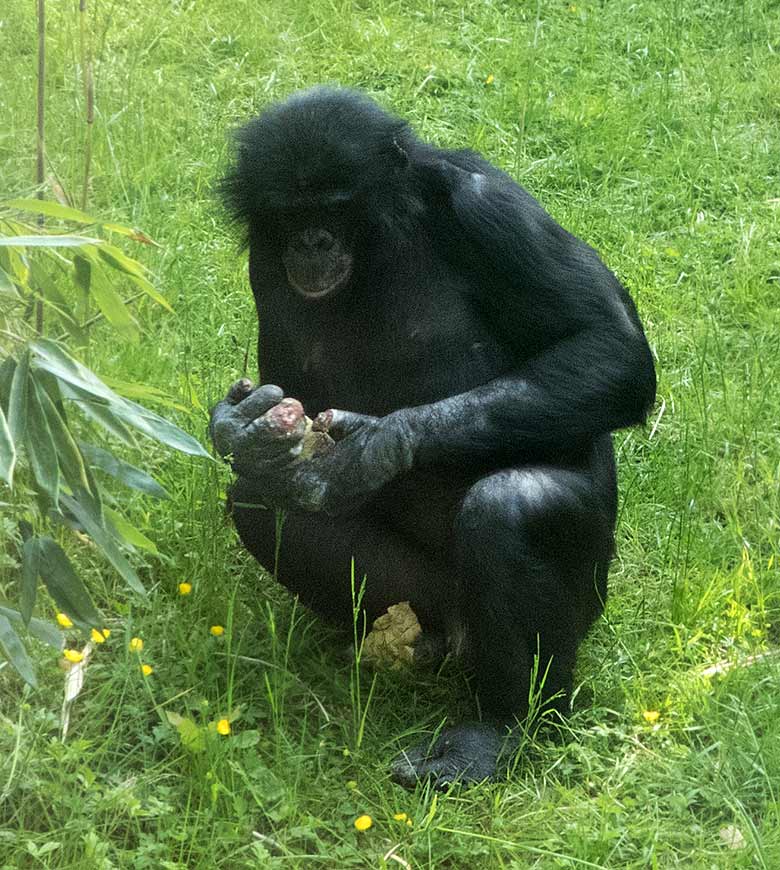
284;257;353;300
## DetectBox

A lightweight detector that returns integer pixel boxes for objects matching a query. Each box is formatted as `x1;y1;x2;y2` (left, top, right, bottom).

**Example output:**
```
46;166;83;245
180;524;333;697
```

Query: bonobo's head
221;87;416;301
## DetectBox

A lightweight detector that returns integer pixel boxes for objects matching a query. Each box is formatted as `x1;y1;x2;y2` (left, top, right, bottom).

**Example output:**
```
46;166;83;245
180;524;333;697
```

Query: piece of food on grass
362;601;422;669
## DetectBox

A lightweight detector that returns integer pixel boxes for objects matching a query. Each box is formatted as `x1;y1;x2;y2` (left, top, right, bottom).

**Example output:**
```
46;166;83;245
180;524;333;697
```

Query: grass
1;0;779;866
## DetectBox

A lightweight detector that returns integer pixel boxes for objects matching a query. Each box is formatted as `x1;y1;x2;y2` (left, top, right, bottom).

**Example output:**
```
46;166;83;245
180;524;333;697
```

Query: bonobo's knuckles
391;723;506;790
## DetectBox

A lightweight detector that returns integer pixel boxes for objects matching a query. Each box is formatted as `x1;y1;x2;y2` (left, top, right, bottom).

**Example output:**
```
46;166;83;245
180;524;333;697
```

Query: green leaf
0;356;15;410
59;381;137;447
78;441;169;499
73;255;91;295
30;340;210;457
59;492;147;598
89;263;141;341
97;243;149;278
0;605;63;649
26;373;60;503
97;245;172;312
104;506;159;554
33;374;91;494
20;538;39;625
8;350;29;447
165;712;206;753
0;405;14;487
0;614;37;687
4;198;96;223
0;235;102;248
33;537;102;628
0;264;19;297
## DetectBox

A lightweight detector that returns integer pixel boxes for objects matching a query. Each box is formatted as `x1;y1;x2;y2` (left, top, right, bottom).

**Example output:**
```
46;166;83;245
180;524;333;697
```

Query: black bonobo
210;87;656;789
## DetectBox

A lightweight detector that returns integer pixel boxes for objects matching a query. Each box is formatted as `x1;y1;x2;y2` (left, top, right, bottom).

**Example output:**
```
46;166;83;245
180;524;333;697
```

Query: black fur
211;87;656;788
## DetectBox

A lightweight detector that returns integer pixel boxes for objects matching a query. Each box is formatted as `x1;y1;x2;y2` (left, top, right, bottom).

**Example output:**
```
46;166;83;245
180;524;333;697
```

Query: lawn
1;0;779;866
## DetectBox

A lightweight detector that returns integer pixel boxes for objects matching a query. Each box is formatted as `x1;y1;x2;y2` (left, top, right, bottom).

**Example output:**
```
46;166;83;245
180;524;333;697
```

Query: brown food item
263;398;335;461
362;602;422;669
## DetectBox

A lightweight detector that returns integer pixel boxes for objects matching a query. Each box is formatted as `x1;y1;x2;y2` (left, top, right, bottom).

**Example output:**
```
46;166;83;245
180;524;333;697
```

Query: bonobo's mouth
283;255;353;301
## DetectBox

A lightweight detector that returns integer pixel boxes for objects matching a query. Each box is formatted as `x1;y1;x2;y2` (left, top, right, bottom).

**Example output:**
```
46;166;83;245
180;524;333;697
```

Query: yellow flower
643;710;660;723
354;815;372;832
393;813;408;822
129;637;144;653
216;718;231;736
63;649;83;663
209;625;225;636
91;628;109;644
485;74;495;85
178;582;192;596
141;664;153;676
102;629;111;638
56;613;73;629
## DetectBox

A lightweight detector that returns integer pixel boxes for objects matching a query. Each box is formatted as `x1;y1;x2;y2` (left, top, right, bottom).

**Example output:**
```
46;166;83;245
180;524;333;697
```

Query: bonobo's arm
394;154;657;465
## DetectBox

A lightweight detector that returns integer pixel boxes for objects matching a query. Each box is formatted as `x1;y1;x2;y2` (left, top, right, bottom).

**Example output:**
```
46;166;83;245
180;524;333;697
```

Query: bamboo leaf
0;265;19;296
4;198;96;224
0;356;15;409
78;441;169;499
30;340;210;457
59;492;147;598
34;537;102;627
0;235;102;248
20;538;39;624
104;506;159;554
0;404;15;486
0;605;63;649
33;373;91;494
87;263;140;341
0;614;37;687
8;350;30;447
59;381;137;447
26;372;60;503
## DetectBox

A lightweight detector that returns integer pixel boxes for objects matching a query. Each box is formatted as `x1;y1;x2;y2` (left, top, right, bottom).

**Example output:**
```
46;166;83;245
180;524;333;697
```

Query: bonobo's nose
301;228;334;251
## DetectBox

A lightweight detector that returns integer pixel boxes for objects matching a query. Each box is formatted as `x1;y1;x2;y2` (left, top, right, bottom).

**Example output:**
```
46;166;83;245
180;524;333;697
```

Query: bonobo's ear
391;137;409;168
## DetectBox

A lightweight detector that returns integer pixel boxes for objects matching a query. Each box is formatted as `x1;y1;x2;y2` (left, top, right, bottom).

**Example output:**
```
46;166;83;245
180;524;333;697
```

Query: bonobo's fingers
247;398;306;439
234;383;285;421
226;378;256;404
313;409;378;440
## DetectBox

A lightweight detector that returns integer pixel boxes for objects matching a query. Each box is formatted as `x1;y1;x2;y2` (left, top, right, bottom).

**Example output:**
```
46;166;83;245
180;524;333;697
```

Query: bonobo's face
277;210;354;301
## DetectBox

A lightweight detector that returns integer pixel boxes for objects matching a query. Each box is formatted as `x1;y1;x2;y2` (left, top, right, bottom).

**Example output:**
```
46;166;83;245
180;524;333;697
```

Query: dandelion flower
178;582;192;596
643;710;660;723
216;718;231;736
91;628;109;644
56;613;73;629
102;629;111;638
485;74;495;85
354;815;372;832
129;637;144;653
393;813;408;822
141;664;153;676
63;649;83;664
209;625;225;637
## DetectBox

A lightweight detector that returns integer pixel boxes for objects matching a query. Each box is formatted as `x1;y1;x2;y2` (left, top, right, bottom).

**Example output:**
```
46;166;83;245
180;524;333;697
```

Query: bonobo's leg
229;476;458;636
392;436;617;789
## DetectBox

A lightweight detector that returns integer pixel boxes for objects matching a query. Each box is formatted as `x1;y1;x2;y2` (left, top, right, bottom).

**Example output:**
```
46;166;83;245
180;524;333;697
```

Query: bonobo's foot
391;723;505;790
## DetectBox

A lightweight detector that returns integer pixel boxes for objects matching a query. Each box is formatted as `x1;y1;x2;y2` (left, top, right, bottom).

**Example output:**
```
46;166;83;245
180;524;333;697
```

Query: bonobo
210;87;656;789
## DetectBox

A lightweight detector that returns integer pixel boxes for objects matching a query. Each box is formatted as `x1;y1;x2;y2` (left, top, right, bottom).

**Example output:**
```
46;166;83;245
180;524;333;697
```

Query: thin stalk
35;0;46;334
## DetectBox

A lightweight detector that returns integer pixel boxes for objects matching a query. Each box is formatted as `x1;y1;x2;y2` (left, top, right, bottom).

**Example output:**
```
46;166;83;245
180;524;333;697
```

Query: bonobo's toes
391;723;504;790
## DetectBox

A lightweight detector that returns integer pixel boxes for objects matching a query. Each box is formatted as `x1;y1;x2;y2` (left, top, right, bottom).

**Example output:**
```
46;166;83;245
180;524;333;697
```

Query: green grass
1;0;780;866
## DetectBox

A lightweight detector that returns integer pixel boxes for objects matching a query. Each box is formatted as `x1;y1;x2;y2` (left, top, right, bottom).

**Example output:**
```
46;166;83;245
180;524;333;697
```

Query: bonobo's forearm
403;328;656;465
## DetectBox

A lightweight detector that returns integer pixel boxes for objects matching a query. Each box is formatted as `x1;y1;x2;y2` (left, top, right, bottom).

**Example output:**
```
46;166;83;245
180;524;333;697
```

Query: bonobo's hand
209;380;418;514
391;723;508;791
